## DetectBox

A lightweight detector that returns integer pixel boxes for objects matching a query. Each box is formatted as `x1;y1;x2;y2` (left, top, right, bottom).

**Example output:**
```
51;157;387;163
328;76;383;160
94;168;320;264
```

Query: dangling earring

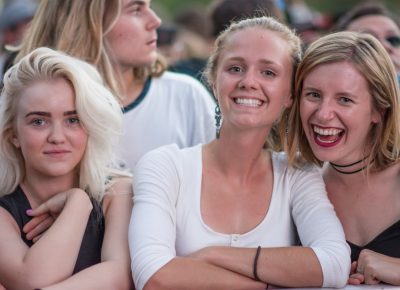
285;112;289;135
215;103;222;139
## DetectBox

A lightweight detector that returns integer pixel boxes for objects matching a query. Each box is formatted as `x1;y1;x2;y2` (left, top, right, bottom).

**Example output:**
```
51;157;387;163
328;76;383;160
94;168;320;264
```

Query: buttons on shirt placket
231;234;240;246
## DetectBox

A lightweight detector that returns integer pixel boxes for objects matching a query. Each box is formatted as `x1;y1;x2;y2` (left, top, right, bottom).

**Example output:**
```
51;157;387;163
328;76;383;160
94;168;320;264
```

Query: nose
238;69;259;90
315;98;335;122
147;8;162;30
47;123;66;144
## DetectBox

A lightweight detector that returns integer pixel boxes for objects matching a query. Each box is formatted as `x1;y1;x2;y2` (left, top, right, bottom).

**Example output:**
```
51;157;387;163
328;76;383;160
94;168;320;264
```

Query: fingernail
26;209;32;215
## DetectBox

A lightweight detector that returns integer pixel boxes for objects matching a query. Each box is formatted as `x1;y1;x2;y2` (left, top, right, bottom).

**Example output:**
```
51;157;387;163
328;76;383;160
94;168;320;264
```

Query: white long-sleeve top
129;144;350;290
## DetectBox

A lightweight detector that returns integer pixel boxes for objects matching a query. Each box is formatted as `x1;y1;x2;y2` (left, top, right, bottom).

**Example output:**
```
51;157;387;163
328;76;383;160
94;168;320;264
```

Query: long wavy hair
15;0;166;102
0;47;129;200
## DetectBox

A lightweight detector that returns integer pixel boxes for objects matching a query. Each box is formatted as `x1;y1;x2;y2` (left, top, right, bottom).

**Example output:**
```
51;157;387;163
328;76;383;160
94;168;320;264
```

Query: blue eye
228;66;242;73
305;91;320;99
339;96;353;104
67;117;80;125
31;118;46;126
262;70;276;77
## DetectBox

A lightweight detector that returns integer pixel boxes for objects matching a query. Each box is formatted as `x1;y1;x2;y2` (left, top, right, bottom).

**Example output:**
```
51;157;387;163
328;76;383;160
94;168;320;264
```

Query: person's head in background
335;1;400;74
157;8;212;67
0;0;37;77
209;0;285;39
15;0;165;101
0;0;37;47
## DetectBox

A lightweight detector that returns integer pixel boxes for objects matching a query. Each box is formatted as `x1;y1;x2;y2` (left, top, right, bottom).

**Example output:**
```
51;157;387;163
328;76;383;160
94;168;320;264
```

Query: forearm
22;191;92;285
41;260;133;290
202;246;322;287
144;257;266;290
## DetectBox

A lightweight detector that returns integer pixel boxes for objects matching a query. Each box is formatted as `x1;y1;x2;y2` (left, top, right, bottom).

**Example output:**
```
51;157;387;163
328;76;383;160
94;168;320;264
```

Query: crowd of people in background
0;0;399;289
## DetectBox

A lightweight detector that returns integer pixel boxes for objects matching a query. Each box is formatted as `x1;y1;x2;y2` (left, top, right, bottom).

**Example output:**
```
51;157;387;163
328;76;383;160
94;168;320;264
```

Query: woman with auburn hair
130;16;350;290
0;47;133;289
286;31;400;285
15;0;215;170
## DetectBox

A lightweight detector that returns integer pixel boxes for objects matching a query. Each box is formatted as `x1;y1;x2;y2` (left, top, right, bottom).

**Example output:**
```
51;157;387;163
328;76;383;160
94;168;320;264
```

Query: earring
215;104;222;139
285;112;289;135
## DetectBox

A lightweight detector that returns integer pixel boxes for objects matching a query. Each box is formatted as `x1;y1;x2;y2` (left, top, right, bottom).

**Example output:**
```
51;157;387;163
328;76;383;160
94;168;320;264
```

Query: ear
371;107;383;124
284;94;293;108
10;132;20;148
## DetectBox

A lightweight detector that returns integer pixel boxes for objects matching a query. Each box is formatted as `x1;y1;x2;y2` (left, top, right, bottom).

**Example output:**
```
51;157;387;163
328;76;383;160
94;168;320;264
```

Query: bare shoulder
102;177;133;214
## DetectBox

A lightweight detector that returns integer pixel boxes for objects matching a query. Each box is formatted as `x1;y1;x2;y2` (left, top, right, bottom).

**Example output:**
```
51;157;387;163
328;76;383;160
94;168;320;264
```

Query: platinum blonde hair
0;47;128;200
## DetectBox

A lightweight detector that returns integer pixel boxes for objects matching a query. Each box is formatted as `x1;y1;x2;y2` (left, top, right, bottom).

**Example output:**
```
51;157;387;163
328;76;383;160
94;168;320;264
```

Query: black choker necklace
330;156;372;175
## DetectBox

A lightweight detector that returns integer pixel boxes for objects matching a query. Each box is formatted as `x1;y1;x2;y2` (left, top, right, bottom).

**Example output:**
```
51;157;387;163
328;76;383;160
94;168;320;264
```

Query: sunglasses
386;35;400;47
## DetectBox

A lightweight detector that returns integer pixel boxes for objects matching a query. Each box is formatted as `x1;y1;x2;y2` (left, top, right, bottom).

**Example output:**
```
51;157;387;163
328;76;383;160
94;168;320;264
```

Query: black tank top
348;220;400;261
0;186;105;273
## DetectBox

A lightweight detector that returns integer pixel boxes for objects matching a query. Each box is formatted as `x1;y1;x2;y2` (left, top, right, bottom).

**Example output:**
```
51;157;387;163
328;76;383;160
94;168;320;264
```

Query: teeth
235;98;262;107
313;126;342;136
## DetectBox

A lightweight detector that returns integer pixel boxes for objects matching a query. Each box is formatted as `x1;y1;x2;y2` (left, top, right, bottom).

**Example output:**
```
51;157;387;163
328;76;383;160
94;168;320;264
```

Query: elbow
322;254;351;288
143;276;167;290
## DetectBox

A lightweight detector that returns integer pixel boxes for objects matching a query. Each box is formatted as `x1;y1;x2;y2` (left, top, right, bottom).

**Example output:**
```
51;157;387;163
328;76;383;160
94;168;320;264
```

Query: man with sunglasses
335;2;400;79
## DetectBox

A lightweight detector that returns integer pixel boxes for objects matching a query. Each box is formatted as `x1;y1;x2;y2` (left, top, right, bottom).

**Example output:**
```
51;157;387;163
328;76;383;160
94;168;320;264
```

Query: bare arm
192;246;322;288
144;257;266;290
0;189;92;290
42;178;134;290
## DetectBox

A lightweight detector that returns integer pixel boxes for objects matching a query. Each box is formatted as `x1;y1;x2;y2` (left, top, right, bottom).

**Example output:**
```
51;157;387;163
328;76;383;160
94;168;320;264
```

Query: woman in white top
129;16;350;290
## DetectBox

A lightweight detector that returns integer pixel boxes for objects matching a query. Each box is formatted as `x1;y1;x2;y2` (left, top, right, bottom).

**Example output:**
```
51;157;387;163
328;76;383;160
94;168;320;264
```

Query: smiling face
300;61;380;165
214;27;293;133
12;78;88;180
106;0;161;71
347;15;400;72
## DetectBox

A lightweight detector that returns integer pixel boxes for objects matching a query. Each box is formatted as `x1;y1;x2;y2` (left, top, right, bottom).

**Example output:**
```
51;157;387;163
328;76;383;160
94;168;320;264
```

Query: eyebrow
226;56;279;65
25;110;78;118
125;0;145;7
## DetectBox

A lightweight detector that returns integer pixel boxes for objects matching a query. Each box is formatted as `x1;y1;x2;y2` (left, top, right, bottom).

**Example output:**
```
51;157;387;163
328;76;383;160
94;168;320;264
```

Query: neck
329;155;373;175
21;172;78;207
207;127;271;180
115;66;144;107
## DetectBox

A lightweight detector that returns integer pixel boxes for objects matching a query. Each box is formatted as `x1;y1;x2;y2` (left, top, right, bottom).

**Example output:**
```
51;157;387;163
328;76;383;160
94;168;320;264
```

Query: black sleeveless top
348;220;400;262
0;186;105;274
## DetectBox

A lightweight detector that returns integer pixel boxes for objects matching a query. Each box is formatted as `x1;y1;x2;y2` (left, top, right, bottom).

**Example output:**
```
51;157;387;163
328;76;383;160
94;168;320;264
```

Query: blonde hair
15;0;166;101
0;47;128;200
203;16;301;149
286;31;400;171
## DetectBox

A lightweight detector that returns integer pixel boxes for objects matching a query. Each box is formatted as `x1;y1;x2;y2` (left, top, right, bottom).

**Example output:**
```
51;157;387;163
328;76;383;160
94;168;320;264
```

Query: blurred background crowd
0;0;399;81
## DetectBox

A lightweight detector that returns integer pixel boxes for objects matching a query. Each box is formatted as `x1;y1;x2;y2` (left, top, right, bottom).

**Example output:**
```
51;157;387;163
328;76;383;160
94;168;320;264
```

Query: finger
349;273;364;284
350;261;358;274
26;202;50;217
25;216;54;240
364;272;380;285
32;233;43;243
23;214;50;233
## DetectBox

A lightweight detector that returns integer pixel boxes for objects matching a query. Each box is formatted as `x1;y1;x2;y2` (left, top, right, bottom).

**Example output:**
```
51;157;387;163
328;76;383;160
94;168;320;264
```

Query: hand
23;213;55;242
353;249;400;285
24;188;88;242
348;261;365;285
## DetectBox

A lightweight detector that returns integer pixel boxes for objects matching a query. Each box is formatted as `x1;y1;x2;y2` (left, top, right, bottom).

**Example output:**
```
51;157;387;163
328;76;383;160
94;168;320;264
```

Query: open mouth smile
233;97;264;107
312;125;344;147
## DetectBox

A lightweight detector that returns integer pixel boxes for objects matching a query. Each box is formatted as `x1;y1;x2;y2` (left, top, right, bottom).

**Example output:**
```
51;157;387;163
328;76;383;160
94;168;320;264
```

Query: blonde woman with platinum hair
0;47;133;290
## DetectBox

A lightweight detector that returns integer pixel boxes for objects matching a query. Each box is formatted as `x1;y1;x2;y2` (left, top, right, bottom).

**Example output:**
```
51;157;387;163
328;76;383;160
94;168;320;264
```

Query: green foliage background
155;0;400;22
